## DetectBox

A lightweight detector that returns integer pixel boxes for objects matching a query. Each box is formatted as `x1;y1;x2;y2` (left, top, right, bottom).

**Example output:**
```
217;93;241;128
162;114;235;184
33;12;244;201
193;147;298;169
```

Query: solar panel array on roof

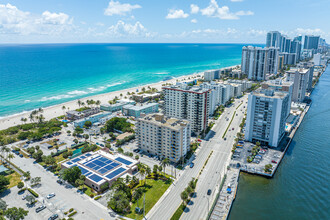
89;174;103;182
81;155;120;175
115;157;133;165
105;167;126;180
66;162;73;165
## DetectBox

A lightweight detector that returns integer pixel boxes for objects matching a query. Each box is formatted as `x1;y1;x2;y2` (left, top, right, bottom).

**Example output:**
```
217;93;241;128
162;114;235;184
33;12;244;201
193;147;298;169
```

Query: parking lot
231;141;282;174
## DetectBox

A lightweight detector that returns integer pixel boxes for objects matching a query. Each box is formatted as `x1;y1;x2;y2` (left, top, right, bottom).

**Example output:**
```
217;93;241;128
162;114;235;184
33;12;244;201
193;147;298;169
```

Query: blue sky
0;0;329;43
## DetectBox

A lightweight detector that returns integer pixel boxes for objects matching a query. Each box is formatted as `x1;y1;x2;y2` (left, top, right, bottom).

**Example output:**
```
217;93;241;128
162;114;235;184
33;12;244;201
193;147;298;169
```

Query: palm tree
77;100;81;108
7;153;14;164
125;175;131;184
29;113;34;123
38;114;45;124
62;106;66;115
160;158;170;176
96;100;101;108
139;168;146;185
145;166;151;184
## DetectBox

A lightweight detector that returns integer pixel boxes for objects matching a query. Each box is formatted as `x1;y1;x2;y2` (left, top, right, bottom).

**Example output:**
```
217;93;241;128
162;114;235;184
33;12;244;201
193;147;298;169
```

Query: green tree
60;166;82;184
0;199;7;212
25;195;35;205
180;190;188;205
32;150;43;161
0;175;10;193
186;186;193;197
160;158;170;176
17;182;24;189
84;121;92;129
5;207;28;220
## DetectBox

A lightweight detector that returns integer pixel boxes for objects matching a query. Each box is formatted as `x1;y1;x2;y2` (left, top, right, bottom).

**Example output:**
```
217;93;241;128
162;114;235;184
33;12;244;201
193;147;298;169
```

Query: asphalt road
147;95;248;220
181;96;247;220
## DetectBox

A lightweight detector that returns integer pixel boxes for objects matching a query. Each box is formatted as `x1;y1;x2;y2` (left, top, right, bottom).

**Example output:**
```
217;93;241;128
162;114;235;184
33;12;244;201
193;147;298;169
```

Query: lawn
7;171;21;188
81;185;94;197
126;178;172;220
170;202;186;220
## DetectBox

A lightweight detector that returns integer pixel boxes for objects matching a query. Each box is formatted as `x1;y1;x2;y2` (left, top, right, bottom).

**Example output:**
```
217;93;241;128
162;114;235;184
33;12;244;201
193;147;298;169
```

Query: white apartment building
286;68;310;102
297;62;314;91
136;113;191;163
261;79;293;117
163;84;210;134
241;46;279;81
201;82;223;116
204;69;221;81
245;89;290;147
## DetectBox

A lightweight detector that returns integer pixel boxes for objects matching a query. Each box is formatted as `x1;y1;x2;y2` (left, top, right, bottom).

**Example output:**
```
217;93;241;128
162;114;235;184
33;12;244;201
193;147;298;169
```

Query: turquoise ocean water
0;43;256;118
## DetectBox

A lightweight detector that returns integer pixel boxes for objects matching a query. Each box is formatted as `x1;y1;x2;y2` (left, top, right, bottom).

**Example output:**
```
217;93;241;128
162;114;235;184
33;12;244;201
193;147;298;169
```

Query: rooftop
139;113;190;130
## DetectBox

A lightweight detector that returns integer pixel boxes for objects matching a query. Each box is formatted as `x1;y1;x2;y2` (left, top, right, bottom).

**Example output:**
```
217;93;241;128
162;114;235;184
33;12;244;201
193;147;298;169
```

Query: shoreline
0;65;237;130
0;73;198;130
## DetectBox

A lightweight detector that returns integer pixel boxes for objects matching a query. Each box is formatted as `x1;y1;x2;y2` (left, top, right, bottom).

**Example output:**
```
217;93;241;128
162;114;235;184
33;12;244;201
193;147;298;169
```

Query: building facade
163;84;210;134
136;113;191;163
245;89;290;147
122;103;159;118
286;68;310;102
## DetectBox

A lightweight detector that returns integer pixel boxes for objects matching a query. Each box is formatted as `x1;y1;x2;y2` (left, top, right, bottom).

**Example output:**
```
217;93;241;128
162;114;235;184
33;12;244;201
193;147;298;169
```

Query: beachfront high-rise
136;113;191;163
241;46;279;81
163;84;210;135
304;35;320;50
266;31;282;48
245;89;290;147
285;68;310;102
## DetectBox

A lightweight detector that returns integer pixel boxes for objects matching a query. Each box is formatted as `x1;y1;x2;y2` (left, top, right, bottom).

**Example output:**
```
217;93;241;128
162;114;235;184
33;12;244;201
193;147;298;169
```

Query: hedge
28;188;39;198
94;196;102;200
52;148;68;157
68;211;77;217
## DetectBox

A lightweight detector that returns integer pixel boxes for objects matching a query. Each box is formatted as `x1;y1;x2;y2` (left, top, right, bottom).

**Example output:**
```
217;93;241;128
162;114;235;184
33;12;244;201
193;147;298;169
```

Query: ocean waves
39;82;125;102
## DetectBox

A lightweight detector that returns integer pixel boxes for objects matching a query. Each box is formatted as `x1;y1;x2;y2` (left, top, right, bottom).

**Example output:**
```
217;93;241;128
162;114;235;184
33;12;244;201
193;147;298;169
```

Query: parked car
47;193;56;199
271;160;278;164
207;189;212;195
56;179;63;184
19;154;23;158
48;214;58;220
36;205;46;213
190;163;194;168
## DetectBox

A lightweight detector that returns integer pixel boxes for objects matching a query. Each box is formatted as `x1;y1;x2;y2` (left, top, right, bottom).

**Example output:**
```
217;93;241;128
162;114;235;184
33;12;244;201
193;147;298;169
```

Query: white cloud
231;0;244;2
191;19;198;23
104;0;141;16
190;4;199;14
96;22;105;26
104;20;155;38
294;28;324;36
40;11;72;25
166;9;189;19
0;3;74;35
201;0;253;20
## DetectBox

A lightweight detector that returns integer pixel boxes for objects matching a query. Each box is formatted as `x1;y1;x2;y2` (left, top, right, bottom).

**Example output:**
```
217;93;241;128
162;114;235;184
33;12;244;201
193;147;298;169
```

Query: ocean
229;65;330;220
0;43;256;118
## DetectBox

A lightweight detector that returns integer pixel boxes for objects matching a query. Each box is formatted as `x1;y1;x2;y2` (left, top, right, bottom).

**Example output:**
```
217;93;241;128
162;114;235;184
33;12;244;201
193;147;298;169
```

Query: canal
229;65;330;220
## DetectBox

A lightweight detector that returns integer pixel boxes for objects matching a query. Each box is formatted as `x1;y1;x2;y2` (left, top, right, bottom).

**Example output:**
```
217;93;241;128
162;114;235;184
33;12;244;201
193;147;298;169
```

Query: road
181;96;247;220
147;95;248;220
8;155;116;220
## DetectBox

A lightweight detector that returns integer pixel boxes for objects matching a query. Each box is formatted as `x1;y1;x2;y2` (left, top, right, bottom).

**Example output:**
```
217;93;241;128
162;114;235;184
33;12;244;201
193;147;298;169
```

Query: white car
47;193;56;199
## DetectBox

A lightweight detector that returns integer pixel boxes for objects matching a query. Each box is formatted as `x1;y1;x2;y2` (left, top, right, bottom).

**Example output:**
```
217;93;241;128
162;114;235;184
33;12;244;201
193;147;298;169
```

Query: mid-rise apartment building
245;89;290;147
163;84;210;134
286;68;310;102
136;113;191;163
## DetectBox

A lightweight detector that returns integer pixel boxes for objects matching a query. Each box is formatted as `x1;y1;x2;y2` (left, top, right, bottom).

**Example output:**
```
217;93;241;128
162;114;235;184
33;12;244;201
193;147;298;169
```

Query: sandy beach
0;73;202;130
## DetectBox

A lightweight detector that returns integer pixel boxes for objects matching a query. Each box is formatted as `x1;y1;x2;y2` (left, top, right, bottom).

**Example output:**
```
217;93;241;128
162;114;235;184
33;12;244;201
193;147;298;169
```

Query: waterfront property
66;108;100;120
286;68;311;102
73;112;113;127
132;93;161;103
163;84;210;134
122;102;159;118
100;100;135;112
136;113;191;163
245;89;290;147
61;150;139;191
